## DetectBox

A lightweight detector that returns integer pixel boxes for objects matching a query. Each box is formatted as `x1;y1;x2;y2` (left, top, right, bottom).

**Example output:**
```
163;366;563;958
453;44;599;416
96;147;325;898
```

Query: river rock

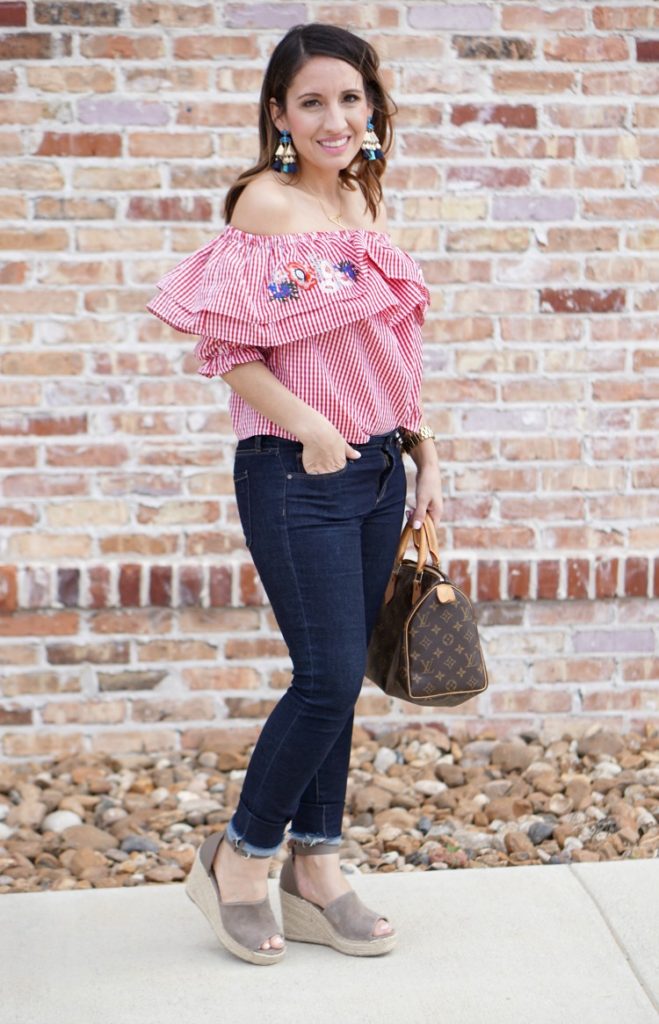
42;810;83;833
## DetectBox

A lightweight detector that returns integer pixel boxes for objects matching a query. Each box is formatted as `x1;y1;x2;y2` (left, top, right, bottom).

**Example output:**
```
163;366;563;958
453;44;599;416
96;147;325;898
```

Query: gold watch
399;425;436;453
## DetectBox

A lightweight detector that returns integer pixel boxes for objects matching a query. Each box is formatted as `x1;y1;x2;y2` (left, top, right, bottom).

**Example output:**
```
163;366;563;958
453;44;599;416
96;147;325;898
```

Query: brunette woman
147;21;443;966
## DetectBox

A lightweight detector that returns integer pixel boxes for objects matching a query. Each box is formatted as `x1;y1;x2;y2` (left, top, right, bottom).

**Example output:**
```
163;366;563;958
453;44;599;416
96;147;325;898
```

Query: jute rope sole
279;886;397;956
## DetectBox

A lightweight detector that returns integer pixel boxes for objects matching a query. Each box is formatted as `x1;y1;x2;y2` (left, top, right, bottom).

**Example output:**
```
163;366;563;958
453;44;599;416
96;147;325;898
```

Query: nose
321;102;349;132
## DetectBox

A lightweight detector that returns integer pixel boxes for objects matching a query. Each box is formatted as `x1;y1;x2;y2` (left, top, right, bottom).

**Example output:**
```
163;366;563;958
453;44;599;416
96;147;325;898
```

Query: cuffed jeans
226;427;406;858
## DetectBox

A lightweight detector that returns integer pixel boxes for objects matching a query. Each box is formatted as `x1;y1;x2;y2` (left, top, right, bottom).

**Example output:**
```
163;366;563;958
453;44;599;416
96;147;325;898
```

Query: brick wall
0;1;658;761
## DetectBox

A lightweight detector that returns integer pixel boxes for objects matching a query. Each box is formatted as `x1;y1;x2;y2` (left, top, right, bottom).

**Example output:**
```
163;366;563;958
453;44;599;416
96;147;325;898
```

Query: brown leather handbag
366;514;489;707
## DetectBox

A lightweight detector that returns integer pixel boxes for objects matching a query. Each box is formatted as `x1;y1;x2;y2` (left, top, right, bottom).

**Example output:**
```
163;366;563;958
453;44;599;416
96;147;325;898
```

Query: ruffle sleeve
145;225;431;368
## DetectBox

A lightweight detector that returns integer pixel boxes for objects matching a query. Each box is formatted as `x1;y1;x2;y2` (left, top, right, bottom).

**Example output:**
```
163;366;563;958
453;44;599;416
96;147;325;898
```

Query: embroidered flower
267;253;359;302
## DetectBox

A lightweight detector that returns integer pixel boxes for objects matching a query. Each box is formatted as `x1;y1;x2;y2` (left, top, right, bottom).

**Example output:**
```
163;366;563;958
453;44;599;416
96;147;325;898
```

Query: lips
318;135;350;149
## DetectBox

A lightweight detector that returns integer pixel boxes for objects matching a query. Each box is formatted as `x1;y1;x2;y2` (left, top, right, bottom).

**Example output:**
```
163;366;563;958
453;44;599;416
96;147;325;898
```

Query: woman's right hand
298;424;362;475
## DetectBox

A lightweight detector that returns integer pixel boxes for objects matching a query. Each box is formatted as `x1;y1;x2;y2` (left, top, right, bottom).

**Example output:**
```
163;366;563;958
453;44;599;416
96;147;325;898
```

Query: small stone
490;742;537;773
353;784;392;814
413;779;446;798
121;835;160;854
42;810;83;833
548;794;573;816
577;729;624;759
435;763;465;787
504;831;536;855
144;865;185;883
197;751;218;769
528;820;555;845
5;800;47;829
61;825;116;852
373;747;397;774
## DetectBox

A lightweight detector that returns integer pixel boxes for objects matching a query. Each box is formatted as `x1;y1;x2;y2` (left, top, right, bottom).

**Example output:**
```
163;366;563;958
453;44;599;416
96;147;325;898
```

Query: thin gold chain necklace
296;183;345;228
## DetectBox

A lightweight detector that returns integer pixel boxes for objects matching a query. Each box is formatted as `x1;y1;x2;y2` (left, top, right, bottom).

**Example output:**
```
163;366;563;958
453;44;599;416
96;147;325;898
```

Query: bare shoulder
229;172;296;235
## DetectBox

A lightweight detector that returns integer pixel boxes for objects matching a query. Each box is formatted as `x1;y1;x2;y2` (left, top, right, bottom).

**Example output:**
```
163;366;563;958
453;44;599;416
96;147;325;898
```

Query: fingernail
413;520;422;529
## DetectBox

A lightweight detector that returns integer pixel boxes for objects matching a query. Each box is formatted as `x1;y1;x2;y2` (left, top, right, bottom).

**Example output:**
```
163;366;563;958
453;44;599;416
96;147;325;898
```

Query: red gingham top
146;224;431;443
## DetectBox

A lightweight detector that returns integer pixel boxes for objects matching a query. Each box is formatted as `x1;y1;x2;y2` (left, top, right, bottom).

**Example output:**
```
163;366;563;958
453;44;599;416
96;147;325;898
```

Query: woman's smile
317;135;351;153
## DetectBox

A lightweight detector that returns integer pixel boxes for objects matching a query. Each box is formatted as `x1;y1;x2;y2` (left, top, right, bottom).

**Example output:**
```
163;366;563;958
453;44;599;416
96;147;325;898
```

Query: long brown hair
223;23;397;225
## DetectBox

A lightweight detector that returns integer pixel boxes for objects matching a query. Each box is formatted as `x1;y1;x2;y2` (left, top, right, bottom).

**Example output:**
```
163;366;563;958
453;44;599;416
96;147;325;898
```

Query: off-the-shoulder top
146;223;431;443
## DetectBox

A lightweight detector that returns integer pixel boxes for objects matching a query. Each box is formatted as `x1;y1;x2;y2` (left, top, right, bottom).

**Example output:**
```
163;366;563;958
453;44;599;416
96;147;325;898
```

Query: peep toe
185;831;285;965
278;839;397;957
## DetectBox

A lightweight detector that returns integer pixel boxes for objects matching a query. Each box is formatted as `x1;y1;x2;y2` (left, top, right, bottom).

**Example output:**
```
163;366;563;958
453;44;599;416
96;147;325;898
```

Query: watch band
399;425;436;453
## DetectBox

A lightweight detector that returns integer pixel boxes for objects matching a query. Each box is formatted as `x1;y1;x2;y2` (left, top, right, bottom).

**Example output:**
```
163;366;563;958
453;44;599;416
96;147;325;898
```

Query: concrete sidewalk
1;859;657;1024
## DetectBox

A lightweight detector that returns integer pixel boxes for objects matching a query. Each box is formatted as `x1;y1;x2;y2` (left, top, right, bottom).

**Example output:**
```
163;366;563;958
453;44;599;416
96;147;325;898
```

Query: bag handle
384;514;440;604
412;514;441;567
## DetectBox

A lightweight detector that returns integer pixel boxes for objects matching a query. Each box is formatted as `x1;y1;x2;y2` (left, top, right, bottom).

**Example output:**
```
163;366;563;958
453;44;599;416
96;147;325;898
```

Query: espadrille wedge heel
278;840;397;957
185;831;285;965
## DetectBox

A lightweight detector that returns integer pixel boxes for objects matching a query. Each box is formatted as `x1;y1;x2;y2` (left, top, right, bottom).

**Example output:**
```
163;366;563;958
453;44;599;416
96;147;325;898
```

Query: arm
221;359;328;442
221;360;362;471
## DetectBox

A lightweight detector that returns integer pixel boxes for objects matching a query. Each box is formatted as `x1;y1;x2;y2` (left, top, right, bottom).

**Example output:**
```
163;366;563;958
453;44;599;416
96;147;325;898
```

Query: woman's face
270;55;373;179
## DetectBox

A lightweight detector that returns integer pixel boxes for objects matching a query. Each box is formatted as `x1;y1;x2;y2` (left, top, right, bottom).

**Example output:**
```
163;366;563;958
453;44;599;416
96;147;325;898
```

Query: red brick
447;560;471;597
1;669;79;696
477;560;501;602
537;560;560;600
3;732;83;758
624;557;649;597
0;611;78;636
239;563;264;606
91;609;173;635
225;697;278;719
0;3;26;27
150;565;172;606
567;559;589;599
34;2;121;26
0;705;32;725
595;558;619;598
452;104;536;128
131;697;214;722
88;565;111;609
57;567;79;607
209;566;231;606
180;724;260;754
183;666;260;690
35;132;121;157
637;40;659;62
118;564;140;606
179;565;202;607
0;566;17;613
507;561;530;599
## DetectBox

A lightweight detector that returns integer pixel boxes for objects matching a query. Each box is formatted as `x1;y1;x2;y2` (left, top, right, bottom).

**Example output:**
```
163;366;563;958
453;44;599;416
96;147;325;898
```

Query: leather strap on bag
385;514;440;604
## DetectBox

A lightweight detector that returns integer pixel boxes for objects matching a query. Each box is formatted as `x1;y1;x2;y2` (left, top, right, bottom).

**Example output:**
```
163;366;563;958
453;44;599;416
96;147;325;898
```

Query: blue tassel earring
272;129;298;173
361;116;384;161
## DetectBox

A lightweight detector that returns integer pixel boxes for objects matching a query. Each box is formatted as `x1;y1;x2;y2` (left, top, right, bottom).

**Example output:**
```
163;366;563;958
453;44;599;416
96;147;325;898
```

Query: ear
269;97;287;134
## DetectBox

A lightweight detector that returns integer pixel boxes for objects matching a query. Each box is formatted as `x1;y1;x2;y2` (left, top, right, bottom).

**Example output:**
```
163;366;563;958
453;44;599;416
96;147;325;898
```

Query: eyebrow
296;88;363;100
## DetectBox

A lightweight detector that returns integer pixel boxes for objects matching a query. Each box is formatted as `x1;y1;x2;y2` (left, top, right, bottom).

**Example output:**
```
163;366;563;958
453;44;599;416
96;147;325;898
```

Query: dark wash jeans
225;427;407;857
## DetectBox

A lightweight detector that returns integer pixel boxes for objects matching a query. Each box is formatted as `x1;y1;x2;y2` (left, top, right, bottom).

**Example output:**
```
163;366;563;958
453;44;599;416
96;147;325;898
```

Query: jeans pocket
233;470;252;547
294;450;349;478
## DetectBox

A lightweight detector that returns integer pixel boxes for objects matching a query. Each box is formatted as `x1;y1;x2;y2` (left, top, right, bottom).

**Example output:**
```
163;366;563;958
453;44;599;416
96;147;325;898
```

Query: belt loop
254;435;263;451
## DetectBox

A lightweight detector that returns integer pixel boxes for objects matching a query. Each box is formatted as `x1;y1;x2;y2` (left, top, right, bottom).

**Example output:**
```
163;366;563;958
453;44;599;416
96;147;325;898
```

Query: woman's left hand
406;463;443;533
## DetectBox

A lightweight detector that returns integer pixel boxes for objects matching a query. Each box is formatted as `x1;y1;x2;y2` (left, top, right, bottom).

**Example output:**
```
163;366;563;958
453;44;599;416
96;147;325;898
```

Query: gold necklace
297;184;345;227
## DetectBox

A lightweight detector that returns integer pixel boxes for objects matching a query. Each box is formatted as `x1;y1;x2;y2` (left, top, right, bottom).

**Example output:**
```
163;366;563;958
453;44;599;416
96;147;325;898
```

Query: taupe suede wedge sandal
279;840;397;957
185;831;285;965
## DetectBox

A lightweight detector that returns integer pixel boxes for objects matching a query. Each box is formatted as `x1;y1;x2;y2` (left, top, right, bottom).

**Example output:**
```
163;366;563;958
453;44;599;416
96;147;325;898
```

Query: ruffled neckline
224;223;391;243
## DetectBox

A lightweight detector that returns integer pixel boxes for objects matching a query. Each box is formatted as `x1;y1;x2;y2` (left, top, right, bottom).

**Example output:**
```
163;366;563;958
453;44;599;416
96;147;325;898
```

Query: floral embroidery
267;253;359;302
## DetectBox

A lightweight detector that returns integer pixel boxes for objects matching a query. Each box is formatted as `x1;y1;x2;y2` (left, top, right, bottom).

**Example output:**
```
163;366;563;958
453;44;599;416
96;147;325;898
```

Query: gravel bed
1;723;658;893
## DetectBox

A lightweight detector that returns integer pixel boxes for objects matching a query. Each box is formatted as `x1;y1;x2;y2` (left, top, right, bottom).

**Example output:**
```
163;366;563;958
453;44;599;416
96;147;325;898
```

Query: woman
147;22;443;966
